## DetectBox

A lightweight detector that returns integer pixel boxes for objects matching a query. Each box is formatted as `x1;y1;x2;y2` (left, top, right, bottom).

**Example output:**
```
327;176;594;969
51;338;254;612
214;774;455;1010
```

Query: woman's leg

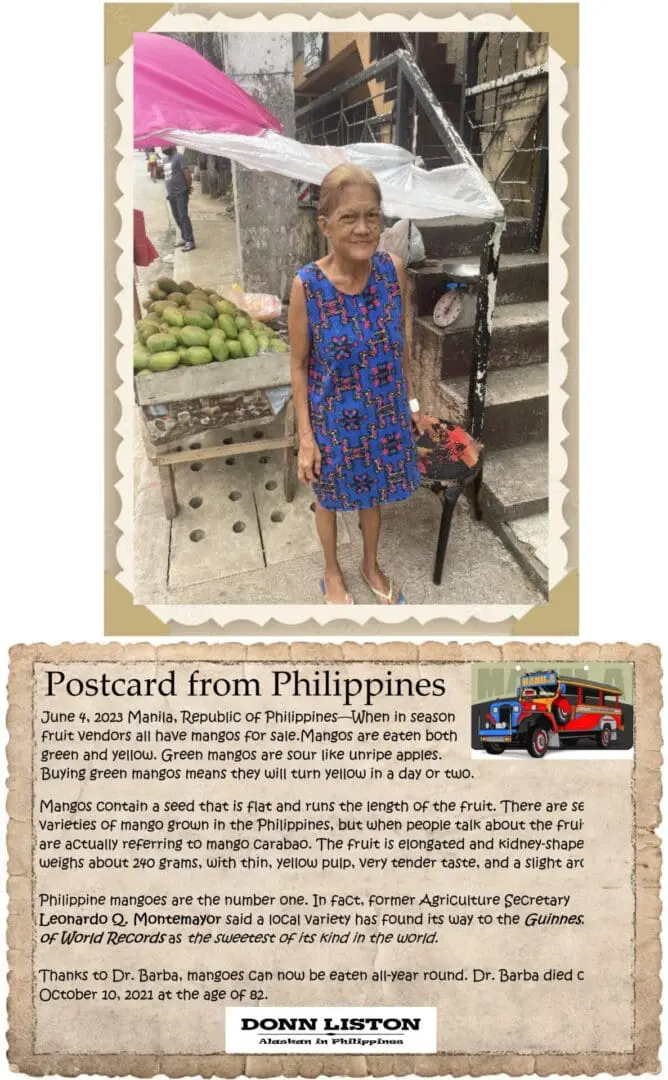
314;503;348;602
358;506;396;602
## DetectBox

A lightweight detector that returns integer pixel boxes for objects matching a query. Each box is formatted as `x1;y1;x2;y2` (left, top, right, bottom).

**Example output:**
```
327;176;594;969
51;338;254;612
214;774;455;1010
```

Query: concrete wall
223;33;300;301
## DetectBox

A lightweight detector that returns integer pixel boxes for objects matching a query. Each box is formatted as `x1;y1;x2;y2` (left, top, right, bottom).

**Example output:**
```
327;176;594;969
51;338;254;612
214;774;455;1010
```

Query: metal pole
468;218;505;441
463;33;477;148
398;51;479;171
395;67;411;151
464;62;549;97
530;142;549;252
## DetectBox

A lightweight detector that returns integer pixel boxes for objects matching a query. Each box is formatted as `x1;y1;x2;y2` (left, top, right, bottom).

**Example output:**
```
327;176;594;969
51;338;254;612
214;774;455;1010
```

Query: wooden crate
134;353;291;447
134;353;297;519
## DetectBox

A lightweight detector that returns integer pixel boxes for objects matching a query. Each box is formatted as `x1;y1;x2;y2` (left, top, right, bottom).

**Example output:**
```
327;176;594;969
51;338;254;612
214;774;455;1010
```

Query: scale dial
433;290;463;328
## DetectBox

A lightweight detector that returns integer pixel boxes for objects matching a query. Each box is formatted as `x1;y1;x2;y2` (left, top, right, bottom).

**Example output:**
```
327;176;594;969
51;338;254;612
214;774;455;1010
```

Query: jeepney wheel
527;725;550;759
554;704;571;726
485;744;506;755
598;726;612;749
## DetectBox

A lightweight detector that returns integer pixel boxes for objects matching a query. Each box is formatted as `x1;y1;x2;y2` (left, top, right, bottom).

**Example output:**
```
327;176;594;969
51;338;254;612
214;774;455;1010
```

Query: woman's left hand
411;411;428;437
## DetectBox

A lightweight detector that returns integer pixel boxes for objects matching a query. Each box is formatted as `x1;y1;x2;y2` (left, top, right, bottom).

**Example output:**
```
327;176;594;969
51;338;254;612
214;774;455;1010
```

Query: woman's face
320;184;382;262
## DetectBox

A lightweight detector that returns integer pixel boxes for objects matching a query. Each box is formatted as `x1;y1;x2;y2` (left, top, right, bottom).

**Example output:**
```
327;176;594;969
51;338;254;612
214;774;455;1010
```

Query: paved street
132;152;543;607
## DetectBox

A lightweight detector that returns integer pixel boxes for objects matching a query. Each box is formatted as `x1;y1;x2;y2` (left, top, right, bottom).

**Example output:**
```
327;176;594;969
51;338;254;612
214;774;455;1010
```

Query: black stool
422;464;483;586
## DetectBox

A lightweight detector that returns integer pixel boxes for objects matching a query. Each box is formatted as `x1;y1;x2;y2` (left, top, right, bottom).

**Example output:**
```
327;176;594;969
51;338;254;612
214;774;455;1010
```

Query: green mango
179;280;195;294
146;332;178;354
188;299;217;319
217;314;238;339
235;314;252;331
226;339;243;359
256;335;270;353
178;346;189;362
157;276;179;294
208;330;229;362
239;330;259;358
269;338;289;353
162;306;185;328
181;325;209;348
149;300;171;316
133;344;151;371
136;369;152;377
167;292;188;307
183;311;207;329
148;350;180;372
148;283;167;300
137;318;161;344
214;298;238;317
185;346;213;366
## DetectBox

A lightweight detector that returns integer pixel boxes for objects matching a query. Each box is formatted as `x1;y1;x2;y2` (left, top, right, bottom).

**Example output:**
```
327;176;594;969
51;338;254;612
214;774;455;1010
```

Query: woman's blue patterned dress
297;250;421;511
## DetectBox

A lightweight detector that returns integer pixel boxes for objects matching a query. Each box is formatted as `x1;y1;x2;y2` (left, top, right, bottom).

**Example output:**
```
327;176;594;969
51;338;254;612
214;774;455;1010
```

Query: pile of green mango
134;276;289;374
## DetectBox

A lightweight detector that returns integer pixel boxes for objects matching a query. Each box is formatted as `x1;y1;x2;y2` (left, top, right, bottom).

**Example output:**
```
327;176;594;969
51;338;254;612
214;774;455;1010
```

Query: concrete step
492;512;548;596
410;252;548;314
479;442;548;521
439;362;548;449
418;217;532;258
415;300;548;380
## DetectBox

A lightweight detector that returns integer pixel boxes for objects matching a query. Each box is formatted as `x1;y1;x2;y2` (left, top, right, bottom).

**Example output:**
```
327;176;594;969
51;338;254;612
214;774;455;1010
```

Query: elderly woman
289;164;424;605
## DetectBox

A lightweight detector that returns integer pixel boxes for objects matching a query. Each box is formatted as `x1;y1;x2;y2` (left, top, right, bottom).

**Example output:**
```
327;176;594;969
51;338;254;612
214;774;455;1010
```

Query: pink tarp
133;32;283;148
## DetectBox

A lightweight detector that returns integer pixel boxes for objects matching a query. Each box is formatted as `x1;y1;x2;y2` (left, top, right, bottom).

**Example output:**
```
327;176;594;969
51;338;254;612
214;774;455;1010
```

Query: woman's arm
288;275;321;483
389;252;426;433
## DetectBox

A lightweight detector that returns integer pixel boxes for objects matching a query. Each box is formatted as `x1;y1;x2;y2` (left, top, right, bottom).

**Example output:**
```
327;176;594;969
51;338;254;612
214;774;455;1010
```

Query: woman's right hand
297;435;321;484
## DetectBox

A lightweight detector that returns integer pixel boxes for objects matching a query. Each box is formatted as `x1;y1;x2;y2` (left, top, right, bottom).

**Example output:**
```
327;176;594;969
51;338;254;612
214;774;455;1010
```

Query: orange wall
295;33;389;121
329;32;369;61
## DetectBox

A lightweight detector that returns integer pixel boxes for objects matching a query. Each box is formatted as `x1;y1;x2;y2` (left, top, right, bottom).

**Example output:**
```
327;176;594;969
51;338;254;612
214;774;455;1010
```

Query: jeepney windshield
520;685;556;700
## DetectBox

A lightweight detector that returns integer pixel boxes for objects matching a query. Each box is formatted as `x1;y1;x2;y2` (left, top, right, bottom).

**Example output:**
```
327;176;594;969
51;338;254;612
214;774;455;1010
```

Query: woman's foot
360;562;406;605
320;568;353;605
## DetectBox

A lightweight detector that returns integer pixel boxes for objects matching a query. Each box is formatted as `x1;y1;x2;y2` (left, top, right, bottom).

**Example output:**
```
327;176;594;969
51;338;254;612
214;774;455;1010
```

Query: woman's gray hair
318;164;382;218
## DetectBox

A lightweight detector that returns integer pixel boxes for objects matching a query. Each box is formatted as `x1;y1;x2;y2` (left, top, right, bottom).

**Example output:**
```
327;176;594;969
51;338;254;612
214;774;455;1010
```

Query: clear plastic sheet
158;129;504;222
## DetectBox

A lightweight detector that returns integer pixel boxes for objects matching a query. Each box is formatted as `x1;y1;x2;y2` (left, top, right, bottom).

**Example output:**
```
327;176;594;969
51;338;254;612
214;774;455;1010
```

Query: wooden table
135;353;297;520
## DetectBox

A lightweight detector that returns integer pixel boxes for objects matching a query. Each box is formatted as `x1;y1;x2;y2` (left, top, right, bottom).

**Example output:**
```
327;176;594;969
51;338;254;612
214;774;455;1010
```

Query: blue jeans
167;192;194;244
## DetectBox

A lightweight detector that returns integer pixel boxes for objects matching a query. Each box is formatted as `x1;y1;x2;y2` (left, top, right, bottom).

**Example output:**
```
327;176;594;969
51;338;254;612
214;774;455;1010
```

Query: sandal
360;566;407;605
320;578;354;605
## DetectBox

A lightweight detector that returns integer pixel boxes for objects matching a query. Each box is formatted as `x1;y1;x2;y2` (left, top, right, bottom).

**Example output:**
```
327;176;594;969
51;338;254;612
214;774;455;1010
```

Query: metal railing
464;32;549;250
295;47;505;446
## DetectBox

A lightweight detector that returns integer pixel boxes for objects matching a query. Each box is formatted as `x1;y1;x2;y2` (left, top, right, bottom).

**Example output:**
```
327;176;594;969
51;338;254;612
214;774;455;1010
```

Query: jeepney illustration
478;670;625;759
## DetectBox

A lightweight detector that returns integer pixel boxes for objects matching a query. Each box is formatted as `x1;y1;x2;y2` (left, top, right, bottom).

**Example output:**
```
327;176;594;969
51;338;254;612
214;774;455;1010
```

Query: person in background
289;164;425;606
162;145;196;252
146;147;160;182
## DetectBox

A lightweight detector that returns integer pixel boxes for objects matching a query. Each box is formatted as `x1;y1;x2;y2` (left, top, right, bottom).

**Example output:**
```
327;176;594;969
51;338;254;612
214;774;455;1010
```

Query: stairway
415;37;465;164
408;217;549;595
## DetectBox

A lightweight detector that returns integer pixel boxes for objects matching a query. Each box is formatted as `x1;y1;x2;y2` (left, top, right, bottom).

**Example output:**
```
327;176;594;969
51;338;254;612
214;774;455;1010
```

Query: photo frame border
105;2;578;635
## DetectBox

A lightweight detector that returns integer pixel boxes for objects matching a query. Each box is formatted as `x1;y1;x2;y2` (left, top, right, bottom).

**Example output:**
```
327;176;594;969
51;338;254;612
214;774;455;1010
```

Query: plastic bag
378;220;426;266
221;283;282;322
408;223;426;265
377;219;410;263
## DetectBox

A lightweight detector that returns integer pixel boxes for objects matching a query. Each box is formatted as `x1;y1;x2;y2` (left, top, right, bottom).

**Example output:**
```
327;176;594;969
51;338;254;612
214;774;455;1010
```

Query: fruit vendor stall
135;275;295;518
134;34;295;518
